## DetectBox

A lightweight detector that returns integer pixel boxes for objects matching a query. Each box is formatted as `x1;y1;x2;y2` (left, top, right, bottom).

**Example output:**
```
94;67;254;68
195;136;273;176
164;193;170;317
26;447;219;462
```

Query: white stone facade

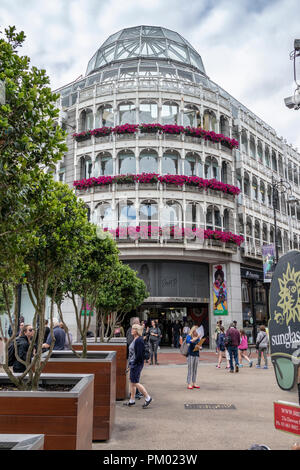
50;26;300;345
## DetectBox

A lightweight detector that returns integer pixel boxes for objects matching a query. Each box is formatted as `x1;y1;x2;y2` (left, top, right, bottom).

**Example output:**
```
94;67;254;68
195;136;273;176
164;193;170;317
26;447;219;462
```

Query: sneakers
263;366;268;369
135;392;143;400
229;370;234;373
216;365;220;368
123;401;135;406
256;365;261;368
142;397;152;408
239;364;244;368
249;360;253;368
235;365;239;373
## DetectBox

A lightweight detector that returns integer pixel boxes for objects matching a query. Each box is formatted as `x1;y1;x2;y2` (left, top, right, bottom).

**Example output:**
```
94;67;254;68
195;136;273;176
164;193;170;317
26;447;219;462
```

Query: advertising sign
269;251;300;391
274;401;300;436
262;244;276;283
213;264;228;316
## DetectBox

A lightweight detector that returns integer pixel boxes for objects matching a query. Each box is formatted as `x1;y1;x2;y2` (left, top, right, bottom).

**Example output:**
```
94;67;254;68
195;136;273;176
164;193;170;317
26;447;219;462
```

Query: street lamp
284;39;300;110
271;175;292;264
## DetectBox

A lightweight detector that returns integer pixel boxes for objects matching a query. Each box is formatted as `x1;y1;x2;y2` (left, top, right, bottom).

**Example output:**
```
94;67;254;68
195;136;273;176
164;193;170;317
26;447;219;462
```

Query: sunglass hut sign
269;251;300;391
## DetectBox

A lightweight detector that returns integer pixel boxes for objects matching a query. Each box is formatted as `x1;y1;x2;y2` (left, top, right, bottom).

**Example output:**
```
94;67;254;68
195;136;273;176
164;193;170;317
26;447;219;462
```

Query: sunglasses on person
271;353;298;391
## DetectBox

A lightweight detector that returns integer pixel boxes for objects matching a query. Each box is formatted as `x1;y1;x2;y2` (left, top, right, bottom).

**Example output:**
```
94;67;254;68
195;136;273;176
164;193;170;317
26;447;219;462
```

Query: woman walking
238;329;253;367
186;325;202;389
123;324;152;408
149;319;161;365
256;325;269;369
216;326;226;368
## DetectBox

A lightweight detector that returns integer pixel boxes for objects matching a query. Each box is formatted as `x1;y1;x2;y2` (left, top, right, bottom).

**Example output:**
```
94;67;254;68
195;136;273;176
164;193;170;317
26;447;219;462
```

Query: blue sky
0;0;299;148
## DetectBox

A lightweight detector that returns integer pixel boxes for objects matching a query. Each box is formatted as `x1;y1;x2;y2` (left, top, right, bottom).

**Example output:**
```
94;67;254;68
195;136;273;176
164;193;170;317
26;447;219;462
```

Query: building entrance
136;303;209;347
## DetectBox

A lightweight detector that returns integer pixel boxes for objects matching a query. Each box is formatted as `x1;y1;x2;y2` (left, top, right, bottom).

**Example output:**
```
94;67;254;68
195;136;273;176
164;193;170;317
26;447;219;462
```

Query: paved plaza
93;348;299;451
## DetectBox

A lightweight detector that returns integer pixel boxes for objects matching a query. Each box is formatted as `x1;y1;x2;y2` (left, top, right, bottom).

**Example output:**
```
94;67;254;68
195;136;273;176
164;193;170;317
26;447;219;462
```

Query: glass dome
86;25;206;76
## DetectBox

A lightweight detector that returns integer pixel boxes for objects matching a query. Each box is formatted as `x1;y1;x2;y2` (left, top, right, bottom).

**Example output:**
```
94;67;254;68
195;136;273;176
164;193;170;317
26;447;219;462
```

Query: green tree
96;263;148;342
0;26;67;280
50;229;121;357
1;178;92;390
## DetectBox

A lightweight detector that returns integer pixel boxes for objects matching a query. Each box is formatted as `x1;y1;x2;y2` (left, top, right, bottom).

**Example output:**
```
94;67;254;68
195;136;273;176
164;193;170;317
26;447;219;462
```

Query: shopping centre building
22;26;300;346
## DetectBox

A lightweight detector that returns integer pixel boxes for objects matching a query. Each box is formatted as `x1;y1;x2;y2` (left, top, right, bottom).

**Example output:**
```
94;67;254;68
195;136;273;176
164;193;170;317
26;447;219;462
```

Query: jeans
149;339;159;363
174;333;180;348
187;355;199;384
257;348;268;366
227;346;239;371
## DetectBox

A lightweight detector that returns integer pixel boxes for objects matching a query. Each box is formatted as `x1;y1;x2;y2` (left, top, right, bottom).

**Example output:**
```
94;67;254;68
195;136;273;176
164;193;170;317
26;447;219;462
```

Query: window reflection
162;152;179;174
118;151;136;174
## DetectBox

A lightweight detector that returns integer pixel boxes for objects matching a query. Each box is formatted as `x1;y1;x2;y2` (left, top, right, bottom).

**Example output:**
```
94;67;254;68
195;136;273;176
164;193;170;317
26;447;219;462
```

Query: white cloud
0;0;299;148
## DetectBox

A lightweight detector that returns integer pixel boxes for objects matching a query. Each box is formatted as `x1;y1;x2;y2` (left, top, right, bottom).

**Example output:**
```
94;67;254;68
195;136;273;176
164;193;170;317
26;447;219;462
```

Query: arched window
205;156;219;179
257;140;263;162
94;202;113;228
161;101;179;125
206;205;221;230
139;200;158;227
161;200;182;227
118;101;136;124
80;155;92;179
272;151;277;172
118;150;136;174
241;130;248;154
278;155;283;176
220;115;230;135
243;172;250;197
139;149;158;173
265;147;270;168
294;164;299;186
80;108;93;131
94;152;113;176
262;223;268;242
184;153;199;176
259;181;265;204
95;104;114;127
203;109;217;132
254;220;260;240
221;161;231;184
249;135;256;159
186;202;203;230
252;176;258;200
139;101;158;124
162;150;179;174
183;104;200;127
223;209;232;231
118;200;136;227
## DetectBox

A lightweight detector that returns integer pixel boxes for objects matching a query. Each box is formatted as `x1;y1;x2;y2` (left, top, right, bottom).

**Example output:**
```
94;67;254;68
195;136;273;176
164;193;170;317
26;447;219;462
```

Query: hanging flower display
72;123;239;149
102;226;244;246
73;173;240;196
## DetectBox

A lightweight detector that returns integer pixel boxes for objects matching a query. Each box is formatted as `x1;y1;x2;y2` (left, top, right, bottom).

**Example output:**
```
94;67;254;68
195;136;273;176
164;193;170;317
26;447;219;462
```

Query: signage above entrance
144;297;209;304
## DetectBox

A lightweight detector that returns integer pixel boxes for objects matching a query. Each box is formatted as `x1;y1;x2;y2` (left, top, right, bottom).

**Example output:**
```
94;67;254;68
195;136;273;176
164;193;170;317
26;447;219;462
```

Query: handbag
255;333;265;350
180;338;189;357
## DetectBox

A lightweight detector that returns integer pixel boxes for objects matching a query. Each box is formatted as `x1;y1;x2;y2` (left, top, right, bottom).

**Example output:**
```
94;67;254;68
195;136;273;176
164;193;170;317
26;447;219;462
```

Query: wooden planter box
73;341;127;400
0;434;44;450
0;373;94;450
43;350;116;441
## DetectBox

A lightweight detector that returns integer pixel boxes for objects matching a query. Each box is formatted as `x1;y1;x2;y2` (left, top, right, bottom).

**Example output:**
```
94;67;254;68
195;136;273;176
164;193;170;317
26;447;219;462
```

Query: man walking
225;323;241;373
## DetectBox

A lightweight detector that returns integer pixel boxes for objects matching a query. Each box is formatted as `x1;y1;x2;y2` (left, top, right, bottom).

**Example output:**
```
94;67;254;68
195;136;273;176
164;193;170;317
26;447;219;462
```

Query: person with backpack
123;324;152;408
186;325;202;389
256;325;269;369
225;323;241;373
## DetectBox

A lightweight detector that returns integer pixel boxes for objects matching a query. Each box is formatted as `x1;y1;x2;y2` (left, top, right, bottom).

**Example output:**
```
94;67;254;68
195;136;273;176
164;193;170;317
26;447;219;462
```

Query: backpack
144;341;150;361
7;342;16;366
180;338;189;357
224;334;232;348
